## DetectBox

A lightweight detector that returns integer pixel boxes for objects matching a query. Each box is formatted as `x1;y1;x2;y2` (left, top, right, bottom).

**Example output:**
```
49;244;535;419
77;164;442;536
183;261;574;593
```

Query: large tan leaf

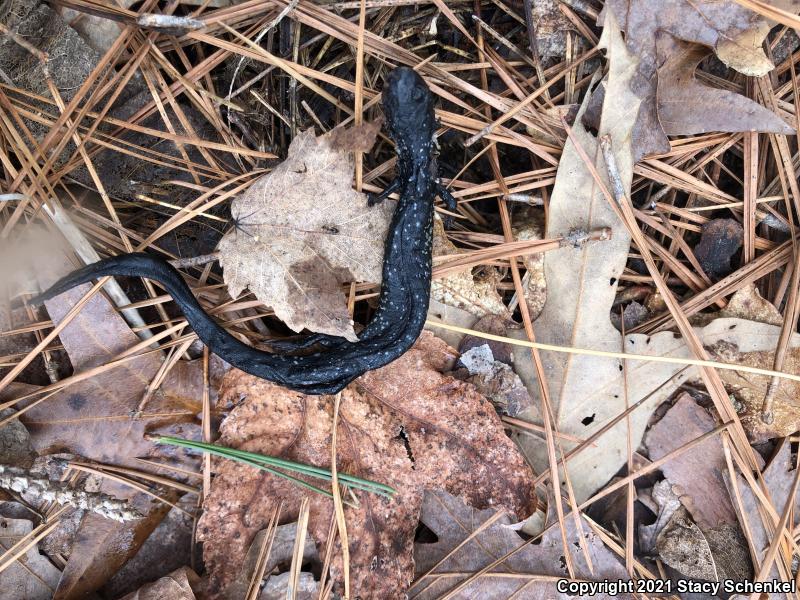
198;332;535;598
218;125;392;341
513;8;797;504
511;11;685;503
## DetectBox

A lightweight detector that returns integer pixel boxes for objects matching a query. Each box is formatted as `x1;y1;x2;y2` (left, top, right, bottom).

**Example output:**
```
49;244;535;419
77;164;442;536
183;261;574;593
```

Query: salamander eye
412;87;425;102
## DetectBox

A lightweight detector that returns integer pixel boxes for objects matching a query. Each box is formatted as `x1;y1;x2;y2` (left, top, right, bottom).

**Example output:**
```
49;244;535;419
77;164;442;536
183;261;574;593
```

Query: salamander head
382;67;435;155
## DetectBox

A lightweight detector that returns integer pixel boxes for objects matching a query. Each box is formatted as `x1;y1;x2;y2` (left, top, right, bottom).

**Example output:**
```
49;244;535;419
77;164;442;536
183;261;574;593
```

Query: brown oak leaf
197;332;536;598
656;34;794;139
218;125;393;342
602;1;795;159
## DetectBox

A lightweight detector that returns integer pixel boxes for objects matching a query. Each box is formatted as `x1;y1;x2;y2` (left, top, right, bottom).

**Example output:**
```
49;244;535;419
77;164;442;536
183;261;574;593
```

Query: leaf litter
2;0;800;597
198;332;535;597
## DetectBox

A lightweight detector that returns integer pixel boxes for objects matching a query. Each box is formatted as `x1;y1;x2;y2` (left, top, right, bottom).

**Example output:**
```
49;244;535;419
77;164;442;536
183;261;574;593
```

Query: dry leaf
602;0;794;158
198;332;536;598
219;126;393;341
639;480;683;553
525;0;573;58
645;394;737;530
512;13;693;502
221;523;319;600
459;344;533;416
118;567;199;600
692;284;783;328
726;441;799;586
414;490;631;599
707;339;800;441
28;248;212;469
0;517;61;600
656;35;794;137
102;503;196;599
11;246;215;599
431;217;509;319
512;207;547;321
260;572;319;600
655;507;719;581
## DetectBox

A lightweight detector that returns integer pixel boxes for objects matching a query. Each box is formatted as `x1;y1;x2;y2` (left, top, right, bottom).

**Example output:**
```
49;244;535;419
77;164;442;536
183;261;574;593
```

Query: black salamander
32;67;456;395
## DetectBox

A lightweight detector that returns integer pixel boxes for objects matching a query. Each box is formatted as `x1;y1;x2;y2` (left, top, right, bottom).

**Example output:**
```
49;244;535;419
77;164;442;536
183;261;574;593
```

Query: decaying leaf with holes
198;332;536;598
218;123;392;342
510;13;692;504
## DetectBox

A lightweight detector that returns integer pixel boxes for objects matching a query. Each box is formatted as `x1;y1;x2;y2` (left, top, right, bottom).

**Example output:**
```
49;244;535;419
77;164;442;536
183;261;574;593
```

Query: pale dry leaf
219;126;393;341
431;217;509;319
707;338;800;441
692;283;782;328
198;332;535;599
413;490;631;599
0;517;61;600
656;507;719;581
639;480;683;553
515;277;800;503
656;35;794;137
511;11;686;503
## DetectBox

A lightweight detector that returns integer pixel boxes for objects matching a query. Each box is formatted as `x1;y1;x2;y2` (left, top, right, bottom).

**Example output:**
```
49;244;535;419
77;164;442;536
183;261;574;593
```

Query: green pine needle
156;436;396;500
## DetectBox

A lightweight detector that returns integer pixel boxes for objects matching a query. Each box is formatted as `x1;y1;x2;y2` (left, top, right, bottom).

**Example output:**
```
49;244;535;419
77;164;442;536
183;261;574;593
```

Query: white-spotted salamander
32;67;457;395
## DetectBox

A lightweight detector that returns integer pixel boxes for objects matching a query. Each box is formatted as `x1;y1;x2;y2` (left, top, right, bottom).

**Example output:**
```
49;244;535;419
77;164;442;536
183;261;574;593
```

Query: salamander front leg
367;177;401;207
437;183;458;228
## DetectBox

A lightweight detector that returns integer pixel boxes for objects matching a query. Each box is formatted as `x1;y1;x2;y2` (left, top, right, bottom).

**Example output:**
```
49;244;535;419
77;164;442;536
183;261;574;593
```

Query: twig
168;252;221;269
0;464;140;522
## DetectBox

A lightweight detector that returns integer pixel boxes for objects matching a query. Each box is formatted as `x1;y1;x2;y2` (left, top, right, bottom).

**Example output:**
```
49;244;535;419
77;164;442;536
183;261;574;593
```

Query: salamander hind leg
268;332;344;353
367;177;401;207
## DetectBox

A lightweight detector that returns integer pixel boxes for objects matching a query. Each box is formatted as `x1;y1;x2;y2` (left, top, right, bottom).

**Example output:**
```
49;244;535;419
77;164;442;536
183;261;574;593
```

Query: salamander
32;66;456;395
